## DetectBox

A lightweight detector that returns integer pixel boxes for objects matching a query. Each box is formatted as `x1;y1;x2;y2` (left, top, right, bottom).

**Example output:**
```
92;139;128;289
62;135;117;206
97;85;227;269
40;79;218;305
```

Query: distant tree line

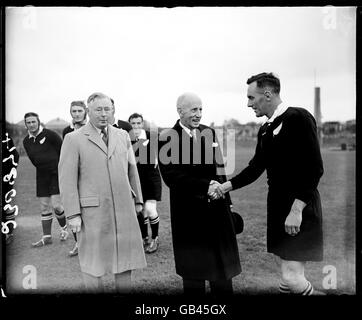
4;117;356;156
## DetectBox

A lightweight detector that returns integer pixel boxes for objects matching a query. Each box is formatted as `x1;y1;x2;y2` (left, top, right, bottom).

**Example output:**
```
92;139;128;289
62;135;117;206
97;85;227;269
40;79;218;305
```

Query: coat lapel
107;125;118;159
83;123;108;155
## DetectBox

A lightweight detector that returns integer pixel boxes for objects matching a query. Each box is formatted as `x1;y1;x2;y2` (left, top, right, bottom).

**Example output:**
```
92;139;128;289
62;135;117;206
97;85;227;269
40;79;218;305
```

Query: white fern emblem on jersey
273;123;283;136
39;137;46;144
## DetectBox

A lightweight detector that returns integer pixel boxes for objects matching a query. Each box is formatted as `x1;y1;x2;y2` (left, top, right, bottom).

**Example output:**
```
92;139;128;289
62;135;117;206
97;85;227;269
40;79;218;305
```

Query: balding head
177;92;202;112
176;92;202;129
86;92;113;129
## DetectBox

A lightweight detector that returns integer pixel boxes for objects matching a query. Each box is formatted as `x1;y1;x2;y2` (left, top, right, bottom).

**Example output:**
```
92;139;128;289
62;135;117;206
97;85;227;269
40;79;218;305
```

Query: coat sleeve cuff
67;213;81;220
294;191;312;205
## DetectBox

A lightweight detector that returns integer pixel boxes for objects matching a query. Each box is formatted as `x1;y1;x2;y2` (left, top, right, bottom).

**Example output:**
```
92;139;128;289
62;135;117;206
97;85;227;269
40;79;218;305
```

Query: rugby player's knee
39;197;51;214
144;200;158;219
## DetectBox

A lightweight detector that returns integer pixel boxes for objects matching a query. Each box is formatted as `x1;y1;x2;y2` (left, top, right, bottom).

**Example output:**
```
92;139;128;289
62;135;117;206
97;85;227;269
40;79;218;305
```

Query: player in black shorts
23;112;69;247
129;113;162;253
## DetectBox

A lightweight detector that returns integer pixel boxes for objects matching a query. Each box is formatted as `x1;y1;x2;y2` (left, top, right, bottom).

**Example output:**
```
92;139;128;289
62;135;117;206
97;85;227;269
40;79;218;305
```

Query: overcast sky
6;6;356;127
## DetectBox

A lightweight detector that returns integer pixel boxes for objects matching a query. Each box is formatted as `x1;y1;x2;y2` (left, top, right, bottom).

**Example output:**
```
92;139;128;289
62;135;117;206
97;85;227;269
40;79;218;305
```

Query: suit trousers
182;278;233;296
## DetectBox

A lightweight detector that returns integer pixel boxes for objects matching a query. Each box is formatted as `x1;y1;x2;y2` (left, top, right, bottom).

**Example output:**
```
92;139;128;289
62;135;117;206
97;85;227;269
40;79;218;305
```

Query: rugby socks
55;210;67;228
143;217;149;239
149;216;159;239
298;281;314;295
5;207;17;234
137;215;148;239
144;217;149;227
279;281;290;294
41;212;53;236
280;280;314;295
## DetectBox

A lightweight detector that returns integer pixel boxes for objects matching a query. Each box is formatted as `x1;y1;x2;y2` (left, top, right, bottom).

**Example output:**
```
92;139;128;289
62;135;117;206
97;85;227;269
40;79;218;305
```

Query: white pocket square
273;123;283;136
212;142;219;147
39;137;46;144
142;139;150;146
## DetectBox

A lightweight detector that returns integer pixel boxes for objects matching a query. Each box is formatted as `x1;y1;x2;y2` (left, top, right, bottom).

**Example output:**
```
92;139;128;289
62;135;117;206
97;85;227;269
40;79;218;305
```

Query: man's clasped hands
208;180;233;201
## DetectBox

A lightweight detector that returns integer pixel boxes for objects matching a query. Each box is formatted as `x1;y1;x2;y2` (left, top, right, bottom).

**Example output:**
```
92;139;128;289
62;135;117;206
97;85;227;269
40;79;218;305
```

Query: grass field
5;147;355;295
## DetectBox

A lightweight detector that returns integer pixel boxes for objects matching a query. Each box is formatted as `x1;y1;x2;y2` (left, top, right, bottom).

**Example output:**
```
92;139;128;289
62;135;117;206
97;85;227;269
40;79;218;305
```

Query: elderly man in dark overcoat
158;92;241;295
215;72;324;295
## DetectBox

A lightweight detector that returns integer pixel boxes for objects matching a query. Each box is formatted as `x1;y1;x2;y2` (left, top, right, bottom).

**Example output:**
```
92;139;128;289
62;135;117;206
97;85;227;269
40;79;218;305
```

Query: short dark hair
128;113;143;123
24;112;40;124
247;72;280;94
70;100;86;109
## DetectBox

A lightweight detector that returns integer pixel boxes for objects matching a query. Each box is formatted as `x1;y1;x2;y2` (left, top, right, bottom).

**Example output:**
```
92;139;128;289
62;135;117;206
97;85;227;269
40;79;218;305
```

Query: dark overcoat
230;107;324;261
158;120;241;280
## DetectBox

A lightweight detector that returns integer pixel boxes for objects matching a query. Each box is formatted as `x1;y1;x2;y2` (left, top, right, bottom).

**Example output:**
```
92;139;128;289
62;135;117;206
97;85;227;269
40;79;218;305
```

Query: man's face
87;97;113;129
25;116;40;134
179;98;202;129
247;82;270;118
70;106;86;123
129;117;144;137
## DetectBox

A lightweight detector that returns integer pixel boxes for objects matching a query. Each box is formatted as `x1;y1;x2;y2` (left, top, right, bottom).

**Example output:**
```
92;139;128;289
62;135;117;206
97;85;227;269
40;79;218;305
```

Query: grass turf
5;147;355;295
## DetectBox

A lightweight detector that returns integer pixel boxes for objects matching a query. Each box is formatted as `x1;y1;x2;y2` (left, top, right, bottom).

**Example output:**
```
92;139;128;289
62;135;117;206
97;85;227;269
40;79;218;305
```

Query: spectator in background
128;113;162;253
109;98;132;132
23;112;69;247
62;100;87;138
62;100;88;257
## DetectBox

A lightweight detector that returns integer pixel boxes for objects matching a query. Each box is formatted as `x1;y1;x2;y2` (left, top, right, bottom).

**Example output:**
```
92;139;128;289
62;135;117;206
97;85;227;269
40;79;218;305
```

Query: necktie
101;129;108;146
191;129;197;142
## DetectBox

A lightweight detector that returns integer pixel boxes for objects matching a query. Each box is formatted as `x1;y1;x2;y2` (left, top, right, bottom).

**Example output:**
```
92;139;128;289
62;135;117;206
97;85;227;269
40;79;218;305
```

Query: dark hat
231;211;244;234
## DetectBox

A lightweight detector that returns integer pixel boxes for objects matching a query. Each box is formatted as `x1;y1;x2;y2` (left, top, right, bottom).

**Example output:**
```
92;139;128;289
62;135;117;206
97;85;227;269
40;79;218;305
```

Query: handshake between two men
207;180;233;201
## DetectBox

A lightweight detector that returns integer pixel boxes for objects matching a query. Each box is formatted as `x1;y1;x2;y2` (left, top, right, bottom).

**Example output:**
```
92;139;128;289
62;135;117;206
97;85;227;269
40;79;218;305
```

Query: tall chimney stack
314;87;323;144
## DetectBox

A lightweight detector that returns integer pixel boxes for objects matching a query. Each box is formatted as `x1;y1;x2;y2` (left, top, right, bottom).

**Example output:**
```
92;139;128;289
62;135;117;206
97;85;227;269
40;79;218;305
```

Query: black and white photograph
1;5;357;307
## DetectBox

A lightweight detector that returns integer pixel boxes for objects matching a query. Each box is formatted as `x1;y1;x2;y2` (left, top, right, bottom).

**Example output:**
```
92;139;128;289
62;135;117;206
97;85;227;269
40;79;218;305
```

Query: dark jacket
23;128;62;172
62;125;74;138
230;107;324;261
130;130;162;201
114;119;132;132
158;120;241;280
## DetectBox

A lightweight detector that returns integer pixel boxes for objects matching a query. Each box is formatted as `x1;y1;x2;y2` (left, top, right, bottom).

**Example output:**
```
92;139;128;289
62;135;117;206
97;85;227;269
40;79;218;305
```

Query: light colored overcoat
59;122;146;276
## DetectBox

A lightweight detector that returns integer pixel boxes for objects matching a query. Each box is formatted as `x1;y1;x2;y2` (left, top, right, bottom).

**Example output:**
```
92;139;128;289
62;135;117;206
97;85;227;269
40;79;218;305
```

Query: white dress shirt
179;121;196;139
